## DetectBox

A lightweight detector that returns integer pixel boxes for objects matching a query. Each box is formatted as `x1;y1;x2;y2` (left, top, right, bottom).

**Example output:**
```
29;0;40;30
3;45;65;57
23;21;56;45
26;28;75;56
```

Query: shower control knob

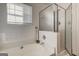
20;45;24;49
43;35;46;40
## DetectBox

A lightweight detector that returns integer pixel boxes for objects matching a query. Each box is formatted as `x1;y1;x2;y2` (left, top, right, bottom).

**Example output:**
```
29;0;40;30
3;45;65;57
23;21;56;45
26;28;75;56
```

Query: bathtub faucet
20;45;24;49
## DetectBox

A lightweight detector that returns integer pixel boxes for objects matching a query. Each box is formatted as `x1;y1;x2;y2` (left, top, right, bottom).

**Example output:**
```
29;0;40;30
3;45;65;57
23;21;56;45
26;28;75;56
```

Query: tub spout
20;45;24;49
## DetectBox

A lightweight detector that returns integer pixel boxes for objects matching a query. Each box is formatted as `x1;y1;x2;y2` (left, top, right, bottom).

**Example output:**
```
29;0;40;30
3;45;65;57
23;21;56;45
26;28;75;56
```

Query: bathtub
0;31;57;56
0;43;55;56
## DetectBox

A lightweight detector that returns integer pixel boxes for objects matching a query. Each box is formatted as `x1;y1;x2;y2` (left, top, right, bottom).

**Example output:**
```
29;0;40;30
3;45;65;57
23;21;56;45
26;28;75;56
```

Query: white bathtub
0;43;55;56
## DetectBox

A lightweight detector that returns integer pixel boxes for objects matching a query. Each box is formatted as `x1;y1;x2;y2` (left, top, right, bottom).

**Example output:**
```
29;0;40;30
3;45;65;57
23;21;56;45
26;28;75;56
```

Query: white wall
0;3;36;50
72;3;79;55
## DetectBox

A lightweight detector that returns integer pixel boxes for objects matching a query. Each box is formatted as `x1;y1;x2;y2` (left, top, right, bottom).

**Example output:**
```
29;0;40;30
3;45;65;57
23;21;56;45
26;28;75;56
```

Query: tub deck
0;43;55;56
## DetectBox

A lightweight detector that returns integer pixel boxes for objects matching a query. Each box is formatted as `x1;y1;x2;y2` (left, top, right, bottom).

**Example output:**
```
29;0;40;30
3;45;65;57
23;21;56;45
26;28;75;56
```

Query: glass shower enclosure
65;4;72;55
39;3;72;55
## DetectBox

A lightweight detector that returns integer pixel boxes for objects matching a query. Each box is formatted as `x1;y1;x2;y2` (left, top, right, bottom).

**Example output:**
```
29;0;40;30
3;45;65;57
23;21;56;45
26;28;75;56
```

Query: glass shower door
65;4;72;55
39;4;58;32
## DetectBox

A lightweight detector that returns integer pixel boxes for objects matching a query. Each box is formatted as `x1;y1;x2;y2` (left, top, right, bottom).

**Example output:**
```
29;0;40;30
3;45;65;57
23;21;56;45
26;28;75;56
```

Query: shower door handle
53;11;55;32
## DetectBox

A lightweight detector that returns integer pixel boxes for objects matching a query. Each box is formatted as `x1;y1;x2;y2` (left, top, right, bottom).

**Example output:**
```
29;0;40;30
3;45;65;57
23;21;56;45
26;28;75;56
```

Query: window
7;3;32;24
